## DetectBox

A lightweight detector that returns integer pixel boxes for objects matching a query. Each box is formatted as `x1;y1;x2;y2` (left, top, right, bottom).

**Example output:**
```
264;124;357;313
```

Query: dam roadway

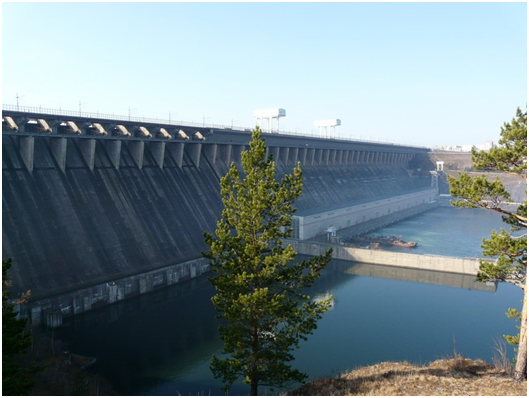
3;106;437;327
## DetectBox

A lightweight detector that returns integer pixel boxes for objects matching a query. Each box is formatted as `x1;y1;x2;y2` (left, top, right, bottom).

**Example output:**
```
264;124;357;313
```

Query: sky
2;2;527;147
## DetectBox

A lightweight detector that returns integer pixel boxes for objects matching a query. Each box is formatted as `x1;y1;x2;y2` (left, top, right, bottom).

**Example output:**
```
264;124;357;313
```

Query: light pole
16;93;25;111
79;100;88;116
128;106;137;121
169;111;177;124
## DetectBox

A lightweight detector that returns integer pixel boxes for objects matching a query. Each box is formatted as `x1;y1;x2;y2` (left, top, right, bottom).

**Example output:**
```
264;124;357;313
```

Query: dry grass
290;357;527;396
491;337;515;376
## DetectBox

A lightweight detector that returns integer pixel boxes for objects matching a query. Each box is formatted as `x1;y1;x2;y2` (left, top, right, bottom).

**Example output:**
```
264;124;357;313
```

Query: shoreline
290;357;526;396
25;326;117;396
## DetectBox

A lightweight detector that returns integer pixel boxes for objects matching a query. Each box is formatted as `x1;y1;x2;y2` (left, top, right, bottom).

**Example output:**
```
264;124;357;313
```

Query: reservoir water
55;207;524;395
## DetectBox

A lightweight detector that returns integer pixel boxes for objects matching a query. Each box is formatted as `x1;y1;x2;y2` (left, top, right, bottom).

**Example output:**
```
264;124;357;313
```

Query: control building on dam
2;107;437;326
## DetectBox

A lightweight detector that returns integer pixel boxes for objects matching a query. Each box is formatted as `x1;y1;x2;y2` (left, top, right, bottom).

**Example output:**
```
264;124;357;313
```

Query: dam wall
293;188;438;240
2;109;432;324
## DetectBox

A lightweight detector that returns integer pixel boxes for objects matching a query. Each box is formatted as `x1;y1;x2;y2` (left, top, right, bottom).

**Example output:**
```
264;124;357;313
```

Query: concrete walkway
286;239;481;276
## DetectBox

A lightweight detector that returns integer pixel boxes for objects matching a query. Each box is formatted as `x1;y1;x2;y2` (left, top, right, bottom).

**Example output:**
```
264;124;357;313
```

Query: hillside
442;170;526;204
424;151;525;203
428;151;474;171
291;357;527;396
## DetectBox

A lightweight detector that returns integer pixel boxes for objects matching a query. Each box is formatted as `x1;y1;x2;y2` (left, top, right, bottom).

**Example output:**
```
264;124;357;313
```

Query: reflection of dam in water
324;259;496;292
58;258;494;333
55;255;517;396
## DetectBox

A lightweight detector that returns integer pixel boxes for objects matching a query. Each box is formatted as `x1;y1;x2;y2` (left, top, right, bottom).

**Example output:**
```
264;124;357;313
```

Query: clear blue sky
2;2;526;147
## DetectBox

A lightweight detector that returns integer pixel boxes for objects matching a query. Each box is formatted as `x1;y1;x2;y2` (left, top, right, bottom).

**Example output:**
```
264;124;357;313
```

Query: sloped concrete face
2;133;431;324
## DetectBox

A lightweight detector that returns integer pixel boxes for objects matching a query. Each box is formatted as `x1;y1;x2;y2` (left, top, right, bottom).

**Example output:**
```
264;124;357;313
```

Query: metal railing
2;104;427;148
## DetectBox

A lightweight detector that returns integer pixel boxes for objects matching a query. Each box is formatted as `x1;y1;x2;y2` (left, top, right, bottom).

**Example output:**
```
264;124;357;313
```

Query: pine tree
448;107;527;381
2;259;35;395
203;127;332;395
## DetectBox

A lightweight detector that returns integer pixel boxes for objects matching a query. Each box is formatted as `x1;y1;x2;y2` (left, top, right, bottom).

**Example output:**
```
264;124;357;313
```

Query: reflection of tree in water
300;257;358;299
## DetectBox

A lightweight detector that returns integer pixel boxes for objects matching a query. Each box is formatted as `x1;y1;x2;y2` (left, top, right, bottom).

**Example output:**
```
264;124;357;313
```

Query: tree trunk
251;323;259;395
514;281;527;381
250;377;258;396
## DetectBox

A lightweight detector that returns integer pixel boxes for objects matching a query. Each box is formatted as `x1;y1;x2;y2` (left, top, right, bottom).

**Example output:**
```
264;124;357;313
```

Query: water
55;207;524;395
358;206;510;257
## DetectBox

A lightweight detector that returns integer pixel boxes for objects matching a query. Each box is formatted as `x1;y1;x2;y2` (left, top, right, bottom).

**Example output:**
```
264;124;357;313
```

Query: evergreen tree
2;259;34;395
203;127;332;395
504;307;522;364
448;107;527;381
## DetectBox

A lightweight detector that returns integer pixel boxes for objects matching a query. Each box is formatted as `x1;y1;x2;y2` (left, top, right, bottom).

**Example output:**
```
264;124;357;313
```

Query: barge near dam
3;106;439;327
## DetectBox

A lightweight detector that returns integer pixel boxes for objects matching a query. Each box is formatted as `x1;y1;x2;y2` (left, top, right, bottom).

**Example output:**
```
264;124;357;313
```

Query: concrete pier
287;240;481;276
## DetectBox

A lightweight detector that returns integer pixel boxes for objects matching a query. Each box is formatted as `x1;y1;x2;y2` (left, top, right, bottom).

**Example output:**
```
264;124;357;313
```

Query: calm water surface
56;207;524;395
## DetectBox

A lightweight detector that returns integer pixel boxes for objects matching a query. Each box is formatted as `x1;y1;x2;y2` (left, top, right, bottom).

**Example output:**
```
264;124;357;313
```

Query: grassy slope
291;357;527;396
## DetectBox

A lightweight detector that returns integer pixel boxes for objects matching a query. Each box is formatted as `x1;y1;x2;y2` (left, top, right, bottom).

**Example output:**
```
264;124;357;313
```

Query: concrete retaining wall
22;257;210;327
288;240;480;275
294;188;438;239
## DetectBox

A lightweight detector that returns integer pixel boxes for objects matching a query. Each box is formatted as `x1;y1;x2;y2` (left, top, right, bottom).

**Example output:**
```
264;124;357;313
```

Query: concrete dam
2;107;435;326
